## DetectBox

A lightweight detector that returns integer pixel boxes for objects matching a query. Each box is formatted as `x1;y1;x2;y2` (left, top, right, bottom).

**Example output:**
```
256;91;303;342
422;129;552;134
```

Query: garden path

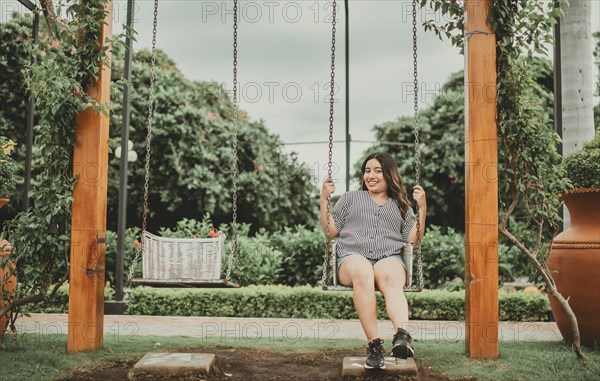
17;314;561;343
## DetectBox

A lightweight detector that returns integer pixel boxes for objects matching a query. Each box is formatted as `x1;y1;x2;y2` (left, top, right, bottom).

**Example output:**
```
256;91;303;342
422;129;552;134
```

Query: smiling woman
319;151;427;369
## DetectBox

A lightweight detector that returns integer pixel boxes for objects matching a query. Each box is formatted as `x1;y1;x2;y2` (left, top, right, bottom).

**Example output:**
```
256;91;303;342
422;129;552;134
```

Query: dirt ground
56;346;461;381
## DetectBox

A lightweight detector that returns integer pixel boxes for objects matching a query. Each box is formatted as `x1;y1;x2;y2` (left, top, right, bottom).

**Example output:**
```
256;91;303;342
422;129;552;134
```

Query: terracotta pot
0;199;16;334
548;188;600;347
0;239;15;335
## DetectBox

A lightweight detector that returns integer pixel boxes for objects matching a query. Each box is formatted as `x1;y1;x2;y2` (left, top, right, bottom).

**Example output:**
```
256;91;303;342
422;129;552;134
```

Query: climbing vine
1;0;124;333
419;0;582;357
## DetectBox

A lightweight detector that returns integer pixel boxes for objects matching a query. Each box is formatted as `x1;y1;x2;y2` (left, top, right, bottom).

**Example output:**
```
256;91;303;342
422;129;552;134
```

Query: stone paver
341;357;418;378
130;352;214;380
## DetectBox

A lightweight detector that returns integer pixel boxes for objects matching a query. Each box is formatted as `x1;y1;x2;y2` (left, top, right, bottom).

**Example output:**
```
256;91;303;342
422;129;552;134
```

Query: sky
3;0;599;191
113;0;468;191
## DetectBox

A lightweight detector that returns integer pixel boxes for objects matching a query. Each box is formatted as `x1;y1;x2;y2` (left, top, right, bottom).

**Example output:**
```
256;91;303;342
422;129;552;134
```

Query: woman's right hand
321;178;335;200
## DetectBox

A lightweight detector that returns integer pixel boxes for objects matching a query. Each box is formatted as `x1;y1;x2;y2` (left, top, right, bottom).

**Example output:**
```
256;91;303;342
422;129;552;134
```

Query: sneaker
391;328;414;359
364;338;386;370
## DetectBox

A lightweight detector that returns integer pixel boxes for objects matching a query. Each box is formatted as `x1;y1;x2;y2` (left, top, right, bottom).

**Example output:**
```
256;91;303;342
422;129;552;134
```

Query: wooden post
464;0;499;359
67;1;112;353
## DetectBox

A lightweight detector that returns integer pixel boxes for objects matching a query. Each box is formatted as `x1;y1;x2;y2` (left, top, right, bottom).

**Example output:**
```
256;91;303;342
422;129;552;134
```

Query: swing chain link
321;0;337;289
412;0;424;290
412;0;420;188
128;0;159;282
226;0;240;285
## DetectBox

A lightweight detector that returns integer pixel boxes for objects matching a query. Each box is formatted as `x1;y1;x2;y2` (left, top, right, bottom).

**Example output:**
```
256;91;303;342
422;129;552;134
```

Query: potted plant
0;135;18;334
548;134;600;347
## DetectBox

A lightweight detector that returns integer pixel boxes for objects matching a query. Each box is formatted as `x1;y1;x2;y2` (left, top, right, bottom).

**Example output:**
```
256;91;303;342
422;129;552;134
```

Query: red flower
133;239;140;249
72;88;81;95
208;228;218;238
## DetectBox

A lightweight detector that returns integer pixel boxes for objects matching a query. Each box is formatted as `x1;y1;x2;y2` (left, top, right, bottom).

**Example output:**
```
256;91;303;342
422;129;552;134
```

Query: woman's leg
338;255;379;341
373;257;408;330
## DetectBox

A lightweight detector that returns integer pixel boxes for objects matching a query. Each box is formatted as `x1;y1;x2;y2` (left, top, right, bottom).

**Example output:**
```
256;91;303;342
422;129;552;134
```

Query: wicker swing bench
129;231;238;288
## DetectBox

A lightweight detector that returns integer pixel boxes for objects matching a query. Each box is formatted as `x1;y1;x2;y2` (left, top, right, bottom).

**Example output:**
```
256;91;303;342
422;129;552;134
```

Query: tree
362;58;554;233
0;13;319;234
362;72;465;231
108;50;318;234
0;14;31;217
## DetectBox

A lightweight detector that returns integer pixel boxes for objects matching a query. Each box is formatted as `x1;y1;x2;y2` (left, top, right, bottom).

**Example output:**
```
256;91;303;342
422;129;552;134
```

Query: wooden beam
464;0;499;359
67;1;112;353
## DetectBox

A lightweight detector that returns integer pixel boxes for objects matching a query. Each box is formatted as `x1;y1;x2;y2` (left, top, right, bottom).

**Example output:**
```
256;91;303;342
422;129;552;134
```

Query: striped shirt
332;190;416;260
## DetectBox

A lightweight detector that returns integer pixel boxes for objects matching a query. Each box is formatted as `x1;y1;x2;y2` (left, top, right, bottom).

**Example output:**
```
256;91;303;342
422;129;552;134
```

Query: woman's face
363;158;388;194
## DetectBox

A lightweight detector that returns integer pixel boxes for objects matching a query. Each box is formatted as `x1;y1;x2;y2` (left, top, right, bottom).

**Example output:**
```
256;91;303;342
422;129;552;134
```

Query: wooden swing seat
323;241;422;292
128;278;239;288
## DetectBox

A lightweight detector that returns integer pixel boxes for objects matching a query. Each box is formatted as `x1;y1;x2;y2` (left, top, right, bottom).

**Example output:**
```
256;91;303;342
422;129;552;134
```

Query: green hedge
125;286;550;322
23;286;550;322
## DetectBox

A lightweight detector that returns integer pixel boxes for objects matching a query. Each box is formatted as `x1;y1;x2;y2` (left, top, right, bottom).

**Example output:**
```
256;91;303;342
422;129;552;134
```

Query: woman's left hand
412;185;427;209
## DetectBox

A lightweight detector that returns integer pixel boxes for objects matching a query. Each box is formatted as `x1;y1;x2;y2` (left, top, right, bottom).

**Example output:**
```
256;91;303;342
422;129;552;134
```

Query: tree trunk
560;0;595;227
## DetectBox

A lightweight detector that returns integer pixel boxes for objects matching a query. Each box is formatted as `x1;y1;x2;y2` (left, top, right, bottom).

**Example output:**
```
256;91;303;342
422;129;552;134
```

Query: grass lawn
0;333;598;381
417;341;600;381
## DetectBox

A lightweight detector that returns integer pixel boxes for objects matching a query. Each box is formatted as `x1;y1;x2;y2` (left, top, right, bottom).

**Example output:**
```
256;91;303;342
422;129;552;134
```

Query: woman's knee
377;273;405;290
339;256;374;286
351;269;375;287
374;261;406;290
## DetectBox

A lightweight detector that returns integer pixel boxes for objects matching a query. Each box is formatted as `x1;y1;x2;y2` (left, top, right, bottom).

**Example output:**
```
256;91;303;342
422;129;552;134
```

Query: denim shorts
337;253;406;271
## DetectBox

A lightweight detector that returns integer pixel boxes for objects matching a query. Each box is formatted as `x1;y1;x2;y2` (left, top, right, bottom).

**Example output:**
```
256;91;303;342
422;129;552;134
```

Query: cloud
109;0;599;189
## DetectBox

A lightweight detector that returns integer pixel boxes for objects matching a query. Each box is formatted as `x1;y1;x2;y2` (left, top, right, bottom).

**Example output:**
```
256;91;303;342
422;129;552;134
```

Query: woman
320;152;427;370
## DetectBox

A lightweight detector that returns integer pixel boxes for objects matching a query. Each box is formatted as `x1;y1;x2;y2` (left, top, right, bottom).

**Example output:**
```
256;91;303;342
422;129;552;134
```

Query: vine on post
0;0;124;337
420;0;581;357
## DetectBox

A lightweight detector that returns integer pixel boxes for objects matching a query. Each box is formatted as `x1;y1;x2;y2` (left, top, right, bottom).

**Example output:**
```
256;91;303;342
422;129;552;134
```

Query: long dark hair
360;152;411;217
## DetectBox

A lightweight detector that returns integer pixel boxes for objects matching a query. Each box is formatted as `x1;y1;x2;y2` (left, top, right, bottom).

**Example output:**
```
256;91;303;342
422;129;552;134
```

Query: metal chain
412;0;420;189
321;0;337;288
226;0;240;285
128;0;159;282
412;0;424;290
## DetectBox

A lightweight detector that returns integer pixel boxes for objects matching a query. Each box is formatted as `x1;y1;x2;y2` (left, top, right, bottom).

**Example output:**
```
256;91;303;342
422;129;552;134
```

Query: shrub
420;226;464;289
561;134;600;189
223;234;284;286
420;225;534;289
267;225;325;286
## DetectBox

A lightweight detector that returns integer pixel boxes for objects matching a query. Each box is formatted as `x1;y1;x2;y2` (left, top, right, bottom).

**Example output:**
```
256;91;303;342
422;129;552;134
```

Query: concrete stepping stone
129;352;215;380
342;356;418;378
